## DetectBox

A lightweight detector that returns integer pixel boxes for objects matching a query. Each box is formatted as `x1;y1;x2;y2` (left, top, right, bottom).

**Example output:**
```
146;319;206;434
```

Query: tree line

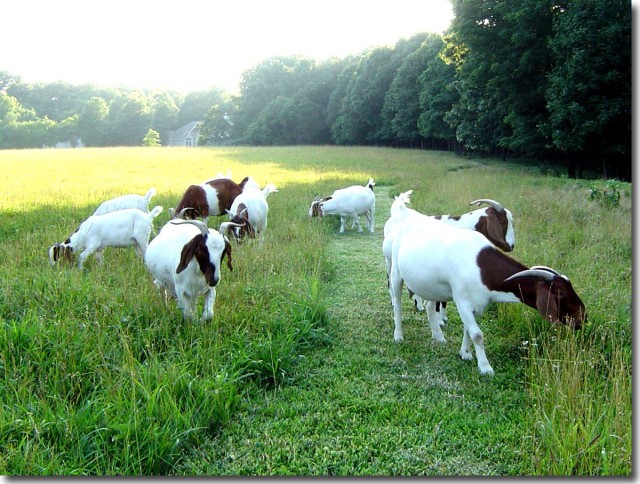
0;0;630;180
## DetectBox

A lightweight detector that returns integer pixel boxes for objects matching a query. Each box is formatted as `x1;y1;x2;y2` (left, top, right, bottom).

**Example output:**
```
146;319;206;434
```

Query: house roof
168;121;201;141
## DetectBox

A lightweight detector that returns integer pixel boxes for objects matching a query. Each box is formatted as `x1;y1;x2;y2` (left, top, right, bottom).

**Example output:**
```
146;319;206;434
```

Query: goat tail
144;187;157;202
262;184;278;197
390;190;412;216
397;190;412;205
148;205;164;219
366;177;375;191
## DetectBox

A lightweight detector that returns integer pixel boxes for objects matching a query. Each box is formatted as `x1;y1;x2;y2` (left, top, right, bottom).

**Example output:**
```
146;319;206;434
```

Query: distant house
167;121;201;146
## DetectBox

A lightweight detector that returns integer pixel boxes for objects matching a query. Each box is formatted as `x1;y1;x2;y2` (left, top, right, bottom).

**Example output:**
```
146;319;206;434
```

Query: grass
0;146;632;475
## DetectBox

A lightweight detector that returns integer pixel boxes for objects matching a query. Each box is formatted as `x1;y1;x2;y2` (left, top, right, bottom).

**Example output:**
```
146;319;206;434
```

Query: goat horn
175;207;195;219
505;269;556;283
529;266;563;277
170;219;209;237
219;221;245;233
470;199;505;212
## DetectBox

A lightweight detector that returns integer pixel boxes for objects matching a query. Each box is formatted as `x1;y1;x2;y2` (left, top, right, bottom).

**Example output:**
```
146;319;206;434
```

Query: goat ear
223;236;233;271
240;208;248;219
485;209;504;244
535;283;559;324
176;236;201;274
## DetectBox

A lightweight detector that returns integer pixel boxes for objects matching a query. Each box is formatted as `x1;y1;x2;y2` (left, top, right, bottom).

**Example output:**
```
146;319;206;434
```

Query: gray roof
168;121;201;141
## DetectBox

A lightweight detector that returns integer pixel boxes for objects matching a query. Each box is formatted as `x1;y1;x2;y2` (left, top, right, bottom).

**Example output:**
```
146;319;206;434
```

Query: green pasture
0;146;632;475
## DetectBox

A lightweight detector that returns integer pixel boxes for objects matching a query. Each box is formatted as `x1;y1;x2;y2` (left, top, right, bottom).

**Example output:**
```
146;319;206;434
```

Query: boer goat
388;198;585;375
308;178;375;233
144;219;240;320
171;176;259;224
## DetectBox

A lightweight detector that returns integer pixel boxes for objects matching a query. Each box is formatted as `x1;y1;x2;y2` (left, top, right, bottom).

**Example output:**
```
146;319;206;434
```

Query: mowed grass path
179;186;527;476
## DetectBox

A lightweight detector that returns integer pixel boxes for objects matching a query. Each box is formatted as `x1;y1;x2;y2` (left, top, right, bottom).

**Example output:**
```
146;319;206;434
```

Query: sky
1;0;454;94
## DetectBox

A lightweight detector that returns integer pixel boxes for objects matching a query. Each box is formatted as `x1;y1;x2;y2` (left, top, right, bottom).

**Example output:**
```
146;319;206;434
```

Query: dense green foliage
0;146;631;476
0;0;631;180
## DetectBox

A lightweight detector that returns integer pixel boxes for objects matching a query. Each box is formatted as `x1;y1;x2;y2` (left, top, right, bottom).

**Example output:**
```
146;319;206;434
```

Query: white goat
388;199;586;375
144;219;239;320
93;187;156;216
308;178;375;233
226;183;278;243
49;206;163;269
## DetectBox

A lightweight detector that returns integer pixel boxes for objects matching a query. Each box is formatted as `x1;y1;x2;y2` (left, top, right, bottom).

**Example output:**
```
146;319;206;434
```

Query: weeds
589;180;623;208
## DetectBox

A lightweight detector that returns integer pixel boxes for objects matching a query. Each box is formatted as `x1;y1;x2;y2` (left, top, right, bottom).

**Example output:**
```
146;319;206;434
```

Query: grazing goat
171;176;259;224
226;183;278;243
388;199;586;375
93;187;156;216
49;206;163;269
308;178;375;233
144;219;239;320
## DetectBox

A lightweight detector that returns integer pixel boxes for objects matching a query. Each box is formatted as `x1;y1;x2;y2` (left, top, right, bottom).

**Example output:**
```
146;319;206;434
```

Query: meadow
0;146;632;476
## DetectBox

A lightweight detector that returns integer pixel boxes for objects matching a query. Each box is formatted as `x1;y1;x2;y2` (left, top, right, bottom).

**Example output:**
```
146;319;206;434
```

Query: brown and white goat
144;219;240;320
388;200;586;376
171;176;259;224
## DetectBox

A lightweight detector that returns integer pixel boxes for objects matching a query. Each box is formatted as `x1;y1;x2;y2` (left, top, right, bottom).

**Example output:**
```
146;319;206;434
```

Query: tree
78;96;109;146
417;40;459;151
544;0;631;179
177;88;227;127
446;0;518;154
199;103;234;146
150;91;179;145
332;47;398;145
142;128;160;146
107;92;152;146
383;34;445;147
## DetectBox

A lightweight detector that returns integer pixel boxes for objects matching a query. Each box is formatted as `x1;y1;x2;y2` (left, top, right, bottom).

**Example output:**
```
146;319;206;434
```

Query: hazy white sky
1;0;453;93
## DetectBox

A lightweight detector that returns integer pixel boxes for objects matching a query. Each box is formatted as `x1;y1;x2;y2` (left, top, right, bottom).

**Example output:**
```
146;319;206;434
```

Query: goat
308;178;375;233
388;200;586;375
171;176;259;224
93;187;156;216
144;219;240;320
49;206;163;269
226;183;278;243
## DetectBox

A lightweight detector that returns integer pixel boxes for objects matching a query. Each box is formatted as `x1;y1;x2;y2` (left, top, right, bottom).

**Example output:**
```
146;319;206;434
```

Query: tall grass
0;146;631;475
525;324;631;475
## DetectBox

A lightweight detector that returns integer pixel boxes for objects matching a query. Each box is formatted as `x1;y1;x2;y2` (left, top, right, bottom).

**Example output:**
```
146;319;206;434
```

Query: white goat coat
229;184;276;240
51;206;162;268
93;188;156;216
312;185;375;233
144;222;228;320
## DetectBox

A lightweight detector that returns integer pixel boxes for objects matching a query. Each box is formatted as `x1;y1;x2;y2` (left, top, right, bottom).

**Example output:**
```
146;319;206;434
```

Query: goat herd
48;174;587;375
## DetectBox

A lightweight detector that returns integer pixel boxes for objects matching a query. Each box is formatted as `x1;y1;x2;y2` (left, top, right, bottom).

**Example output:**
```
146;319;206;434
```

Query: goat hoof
479;366;495;376
459;350;473;361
